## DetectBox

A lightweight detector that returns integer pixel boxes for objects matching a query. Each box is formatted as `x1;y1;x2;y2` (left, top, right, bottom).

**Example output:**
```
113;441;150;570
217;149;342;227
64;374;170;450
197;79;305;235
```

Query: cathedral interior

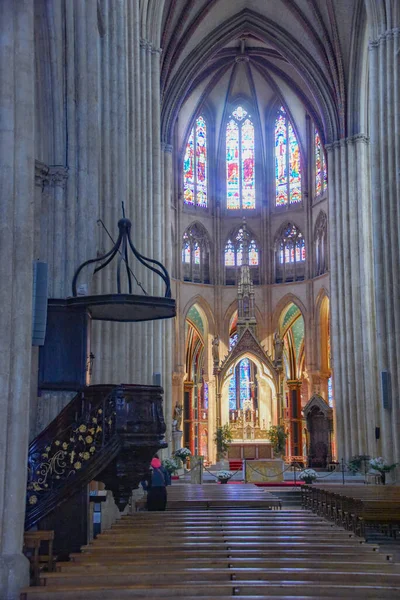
1;0;400;598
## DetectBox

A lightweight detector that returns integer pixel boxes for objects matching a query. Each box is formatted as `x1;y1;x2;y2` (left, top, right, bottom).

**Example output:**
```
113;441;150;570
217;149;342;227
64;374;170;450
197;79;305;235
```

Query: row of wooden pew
21;504;400;598
301;484;400;537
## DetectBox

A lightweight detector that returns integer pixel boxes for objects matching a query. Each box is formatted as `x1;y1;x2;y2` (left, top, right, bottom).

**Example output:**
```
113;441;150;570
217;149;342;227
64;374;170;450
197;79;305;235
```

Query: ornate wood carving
26;384;167;529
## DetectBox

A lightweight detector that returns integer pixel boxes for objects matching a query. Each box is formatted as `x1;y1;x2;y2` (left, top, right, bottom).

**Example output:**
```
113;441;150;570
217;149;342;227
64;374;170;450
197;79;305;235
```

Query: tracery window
314;129;327;197
183;116;208;207
228;358;258;414
224;227;260;285
182;223;210;283
314;211;328;276
226;106;255;210
275;107;302;206
275;223;306;283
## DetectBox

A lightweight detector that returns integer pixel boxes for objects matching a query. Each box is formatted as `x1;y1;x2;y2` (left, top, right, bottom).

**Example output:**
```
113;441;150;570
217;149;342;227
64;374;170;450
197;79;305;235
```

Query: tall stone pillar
369;25;400;464
0;2;35;598
326;135;377;460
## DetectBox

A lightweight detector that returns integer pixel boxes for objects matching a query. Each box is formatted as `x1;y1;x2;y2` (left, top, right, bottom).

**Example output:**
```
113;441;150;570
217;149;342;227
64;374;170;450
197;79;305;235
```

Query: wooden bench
23;531;55;585
20;500;400;599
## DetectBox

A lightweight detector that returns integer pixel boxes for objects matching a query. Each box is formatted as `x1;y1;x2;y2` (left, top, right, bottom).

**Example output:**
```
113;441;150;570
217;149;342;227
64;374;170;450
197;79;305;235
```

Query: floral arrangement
369;457;397;473
162;457;179;475
174;447;191;461
299;468;317;483
369;457;397;484
216;470;233;482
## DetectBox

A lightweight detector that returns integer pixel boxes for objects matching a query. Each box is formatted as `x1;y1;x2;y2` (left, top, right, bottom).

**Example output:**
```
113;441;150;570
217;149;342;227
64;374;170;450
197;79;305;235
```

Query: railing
26;384;167;530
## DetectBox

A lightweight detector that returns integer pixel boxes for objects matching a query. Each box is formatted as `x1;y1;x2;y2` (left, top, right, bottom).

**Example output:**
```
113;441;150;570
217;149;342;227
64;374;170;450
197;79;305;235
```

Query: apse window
226;106;255;210
183;116;208;207
275;107;302;207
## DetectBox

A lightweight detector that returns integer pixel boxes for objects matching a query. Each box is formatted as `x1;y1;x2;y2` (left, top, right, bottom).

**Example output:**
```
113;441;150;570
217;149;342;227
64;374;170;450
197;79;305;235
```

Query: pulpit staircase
25;384;167;531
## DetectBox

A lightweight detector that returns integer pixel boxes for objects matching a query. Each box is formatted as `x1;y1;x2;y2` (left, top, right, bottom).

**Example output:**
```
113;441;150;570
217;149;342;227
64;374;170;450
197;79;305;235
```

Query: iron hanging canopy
67;218;175;323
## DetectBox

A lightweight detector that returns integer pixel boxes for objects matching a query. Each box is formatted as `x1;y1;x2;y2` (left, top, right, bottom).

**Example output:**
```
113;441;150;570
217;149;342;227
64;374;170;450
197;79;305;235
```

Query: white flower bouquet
369;457;396;472
216;470;233;482
174;447;191;461
299;468;317;483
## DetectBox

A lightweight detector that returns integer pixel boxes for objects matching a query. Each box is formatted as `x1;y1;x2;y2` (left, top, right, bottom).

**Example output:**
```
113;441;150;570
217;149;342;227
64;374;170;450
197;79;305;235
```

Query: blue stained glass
328;377;333;408
203;382;208;410
229;333;238;350
239;358;251;408
228;374;236;410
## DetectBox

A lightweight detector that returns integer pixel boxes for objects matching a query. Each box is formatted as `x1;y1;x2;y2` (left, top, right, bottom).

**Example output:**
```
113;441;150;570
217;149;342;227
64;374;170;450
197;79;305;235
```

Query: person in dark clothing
142;456;171;511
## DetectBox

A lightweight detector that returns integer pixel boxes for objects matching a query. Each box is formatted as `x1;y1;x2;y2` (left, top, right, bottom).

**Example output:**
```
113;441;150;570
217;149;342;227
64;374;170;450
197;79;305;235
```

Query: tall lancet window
226;106;255;210
275;107;302;206
314;129;327;197
183;116;208;207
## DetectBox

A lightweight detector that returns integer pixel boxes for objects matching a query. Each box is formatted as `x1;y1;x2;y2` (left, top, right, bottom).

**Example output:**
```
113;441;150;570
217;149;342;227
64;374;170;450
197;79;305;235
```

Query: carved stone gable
219;328;278;387
303;393;333;418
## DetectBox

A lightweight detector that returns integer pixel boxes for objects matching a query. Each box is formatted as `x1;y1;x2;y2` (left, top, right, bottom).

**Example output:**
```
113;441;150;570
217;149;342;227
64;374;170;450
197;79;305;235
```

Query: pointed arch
181;222;211;283
225;104;256;210
224;224;260;285
183;115;208;207
274;106;302;206
274;222;306;283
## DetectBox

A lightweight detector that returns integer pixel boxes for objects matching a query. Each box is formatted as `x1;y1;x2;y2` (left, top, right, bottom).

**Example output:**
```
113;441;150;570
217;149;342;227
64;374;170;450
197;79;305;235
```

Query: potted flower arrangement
267;425;288;457
214;425;233;462
216;470;233;484
299;468;318;484
174;447;191;469
162;457;178;476
369;457;397;485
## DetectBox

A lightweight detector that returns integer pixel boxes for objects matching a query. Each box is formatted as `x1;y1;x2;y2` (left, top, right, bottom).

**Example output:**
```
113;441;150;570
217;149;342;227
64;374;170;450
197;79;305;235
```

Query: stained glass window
228;372;237;410
194;242;200;264
225;228;259;268
275;107;302;206
239;358;251;408
224;240;235;266
328;376;333;408
182;223;210;284
278;224;305;264
315;129;327;197
203;382;208;410
249;240;259;266
229;332;238;350
226;106;255;209
183;116;207;207
182;234;191;263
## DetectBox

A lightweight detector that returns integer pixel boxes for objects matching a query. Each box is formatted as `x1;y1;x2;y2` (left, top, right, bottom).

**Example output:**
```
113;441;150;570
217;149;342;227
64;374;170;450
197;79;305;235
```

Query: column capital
140;38;162;54
369;27;400;49
326;134;369;152
35;161;68;189
35;160;49;187
161;141;173;153
48;166;68;188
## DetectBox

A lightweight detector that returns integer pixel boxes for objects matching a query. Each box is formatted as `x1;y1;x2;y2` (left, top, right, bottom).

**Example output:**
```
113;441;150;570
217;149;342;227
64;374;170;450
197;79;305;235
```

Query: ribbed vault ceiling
160;0;367;144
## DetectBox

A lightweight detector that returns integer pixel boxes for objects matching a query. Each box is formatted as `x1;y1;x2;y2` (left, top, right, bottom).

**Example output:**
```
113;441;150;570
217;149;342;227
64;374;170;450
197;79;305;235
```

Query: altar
245;458;284;483
227;442;273;460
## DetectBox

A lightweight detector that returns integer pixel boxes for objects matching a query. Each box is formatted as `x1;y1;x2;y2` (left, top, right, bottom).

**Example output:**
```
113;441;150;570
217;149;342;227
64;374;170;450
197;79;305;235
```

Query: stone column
369;27;400;464
287;380;303;460
0;1;35;598
326;135;377;460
